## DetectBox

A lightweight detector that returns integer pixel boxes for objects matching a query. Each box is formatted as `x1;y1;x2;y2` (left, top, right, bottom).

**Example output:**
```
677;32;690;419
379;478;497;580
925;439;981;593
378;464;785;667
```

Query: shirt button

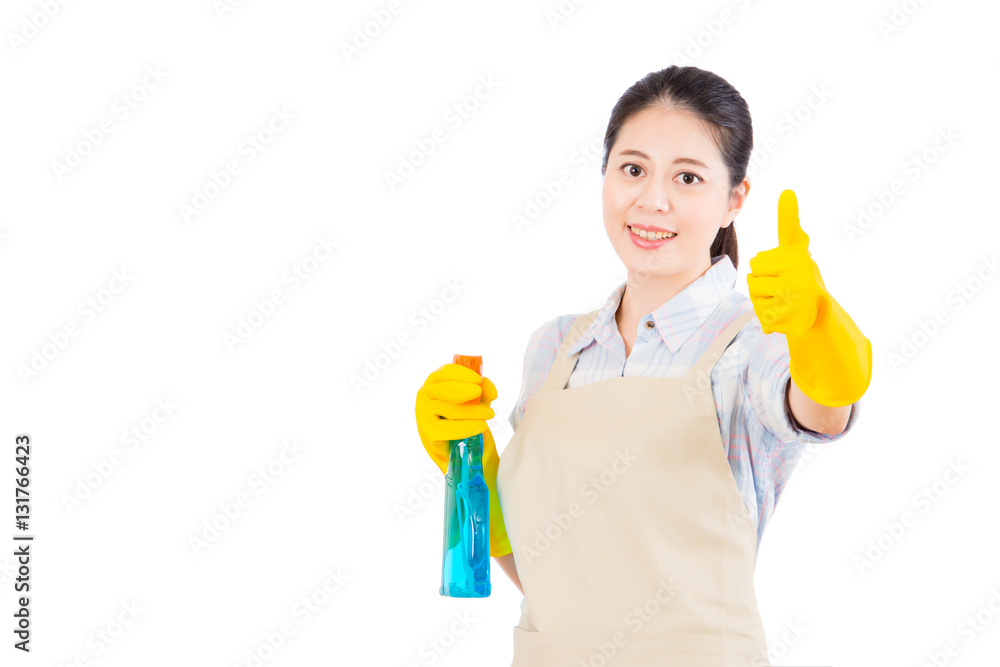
645;320;654;329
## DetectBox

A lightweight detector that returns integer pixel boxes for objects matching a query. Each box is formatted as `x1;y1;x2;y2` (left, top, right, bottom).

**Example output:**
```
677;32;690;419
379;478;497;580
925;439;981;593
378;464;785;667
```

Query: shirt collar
565;254;738;356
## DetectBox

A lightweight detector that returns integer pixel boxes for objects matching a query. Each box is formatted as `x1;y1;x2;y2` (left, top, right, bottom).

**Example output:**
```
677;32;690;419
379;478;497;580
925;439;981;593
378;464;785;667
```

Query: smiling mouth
628;225;677;240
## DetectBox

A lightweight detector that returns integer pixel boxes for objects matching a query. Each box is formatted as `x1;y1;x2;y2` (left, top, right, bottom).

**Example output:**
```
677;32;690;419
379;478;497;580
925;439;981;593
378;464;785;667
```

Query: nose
637;177;670;213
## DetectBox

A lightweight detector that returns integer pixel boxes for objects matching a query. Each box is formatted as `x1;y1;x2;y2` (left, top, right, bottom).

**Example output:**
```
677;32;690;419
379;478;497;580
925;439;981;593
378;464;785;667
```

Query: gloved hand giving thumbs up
415;363;512;558
746;189;872;407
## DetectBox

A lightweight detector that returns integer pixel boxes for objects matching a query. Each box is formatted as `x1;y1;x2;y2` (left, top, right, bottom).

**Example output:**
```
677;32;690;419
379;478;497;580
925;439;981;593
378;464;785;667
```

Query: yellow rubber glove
746;189;872;407
415;363;512;558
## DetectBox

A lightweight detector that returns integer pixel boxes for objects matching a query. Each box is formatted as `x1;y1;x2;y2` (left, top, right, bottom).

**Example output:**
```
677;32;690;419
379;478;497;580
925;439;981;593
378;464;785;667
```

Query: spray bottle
439;354;491;598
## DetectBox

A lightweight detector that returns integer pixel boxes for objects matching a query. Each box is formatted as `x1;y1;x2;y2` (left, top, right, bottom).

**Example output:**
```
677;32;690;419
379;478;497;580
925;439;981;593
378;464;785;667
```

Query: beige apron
497;309;771;666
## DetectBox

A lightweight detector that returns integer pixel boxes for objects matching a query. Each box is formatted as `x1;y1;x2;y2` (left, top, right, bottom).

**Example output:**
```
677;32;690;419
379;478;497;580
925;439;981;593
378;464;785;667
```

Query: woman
415;65;871;666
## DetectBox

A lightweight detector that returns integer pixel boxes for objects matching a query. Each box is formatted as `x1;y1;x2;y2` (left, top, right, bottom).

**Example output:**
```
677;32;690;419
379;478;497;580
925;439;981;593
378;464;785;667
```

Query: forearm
786;376;853;435
784;294;872;408
494;552;523;594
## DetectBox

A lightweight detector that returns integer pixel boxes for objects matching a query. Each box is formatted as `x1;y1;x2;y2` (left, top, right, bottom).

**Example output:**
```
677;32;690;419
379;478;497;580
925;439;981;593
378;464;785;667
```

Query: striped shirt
508;254;861;551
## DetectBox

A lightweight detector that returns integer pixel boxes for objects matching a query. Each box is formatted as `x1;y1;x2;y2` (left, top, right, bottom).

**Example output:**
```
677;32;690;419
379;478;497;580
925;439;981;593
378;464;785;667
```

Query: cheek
602;187;629;217
676;203;716;230
601;193;616;222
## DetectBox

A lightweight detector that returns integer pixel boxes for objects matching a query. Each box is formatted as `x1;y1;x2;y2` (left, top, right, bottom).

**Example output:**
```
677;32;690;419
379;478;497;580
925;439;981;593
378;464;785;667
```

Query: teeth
629;226;677;240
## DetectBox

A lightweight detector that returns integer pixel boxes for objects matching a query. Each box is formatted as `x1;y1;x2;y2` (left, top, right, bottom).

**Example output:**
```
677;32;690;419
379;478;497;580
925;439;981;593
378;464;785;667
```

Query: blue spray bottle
439;354;491;598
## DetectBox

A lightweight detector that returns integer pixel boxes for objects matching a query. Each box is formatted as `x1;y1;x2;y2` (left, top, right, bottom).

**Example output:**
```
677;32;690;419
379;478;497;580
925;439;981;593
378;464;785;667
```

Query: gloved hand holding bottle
415;363;512;560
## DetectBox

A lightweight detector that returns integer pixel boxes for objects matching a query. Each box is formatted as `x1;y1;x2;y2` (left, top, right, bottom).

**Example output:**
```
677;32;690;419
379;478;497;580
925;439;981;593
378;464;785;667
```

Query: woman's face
602;106;747;286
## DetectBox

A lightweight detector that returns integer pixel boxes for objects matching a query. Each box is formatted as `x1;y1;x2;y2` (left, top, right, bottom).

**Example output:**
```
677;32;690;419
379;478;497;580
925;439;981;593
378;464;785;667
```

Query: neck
616;256;713;327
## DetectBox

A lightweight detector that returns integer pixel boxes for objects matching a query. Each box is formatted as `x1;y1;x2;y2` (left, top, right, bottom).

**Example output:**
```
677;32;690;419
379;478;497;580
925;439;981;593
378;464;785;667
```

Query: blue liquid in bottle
440;433;491;597
440;355;491;598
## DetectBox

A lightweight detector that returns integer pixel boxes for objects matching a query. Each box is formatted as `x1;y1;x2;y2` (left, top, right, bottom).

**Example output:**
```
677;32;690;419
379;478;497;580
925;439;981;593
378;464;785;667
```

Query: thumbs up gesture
746;189;829;336
746;189;872;407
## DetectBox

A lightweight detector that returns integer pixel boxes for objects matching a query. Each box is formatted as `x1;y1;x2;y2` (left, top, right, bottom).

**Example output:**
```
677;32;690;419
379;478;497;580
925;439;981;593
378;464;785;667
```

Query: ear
725;178;751;227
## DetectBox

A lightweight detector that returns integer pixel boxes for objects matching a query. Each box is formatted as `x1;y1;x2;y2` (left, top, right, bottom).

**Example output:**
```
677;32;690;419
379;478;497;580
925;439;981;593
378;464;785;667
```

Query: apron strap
540;308;756;393
680;309;755;383
540;310;600;391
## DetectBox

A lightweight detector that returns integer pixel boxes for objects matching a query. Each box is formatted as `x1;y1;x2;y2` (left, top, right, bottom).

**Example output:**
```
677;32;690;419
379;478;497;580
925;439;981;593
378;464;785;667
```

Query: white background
2;0;998;665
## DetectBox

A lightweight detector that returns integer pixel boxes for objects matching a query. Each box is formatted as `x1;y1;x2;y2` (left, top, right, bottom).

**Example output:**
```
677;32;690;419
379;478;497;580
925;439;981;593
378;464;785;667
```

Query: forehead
615;107;720;162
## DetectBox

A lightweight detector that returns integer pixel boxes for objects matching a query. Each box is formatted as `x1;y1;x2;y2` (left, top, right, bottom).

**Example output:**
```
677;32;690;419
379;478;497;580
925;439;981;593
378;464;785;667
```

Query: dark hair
601;66;753;271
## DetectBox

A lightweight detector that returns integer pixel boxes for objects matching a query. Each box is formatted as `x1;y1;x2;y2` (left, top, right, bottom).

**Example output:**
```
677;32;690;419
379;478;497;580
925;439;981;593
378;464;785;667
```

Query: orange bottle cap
452;354;482;406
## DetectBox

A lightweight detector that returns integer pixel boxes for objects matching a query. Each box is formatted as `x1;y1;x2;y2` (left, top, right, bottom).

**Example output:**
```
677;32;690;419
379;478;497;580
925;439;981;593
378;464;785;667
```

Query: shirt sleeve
739;317;862;448
508;315;576;431
735;317;863;532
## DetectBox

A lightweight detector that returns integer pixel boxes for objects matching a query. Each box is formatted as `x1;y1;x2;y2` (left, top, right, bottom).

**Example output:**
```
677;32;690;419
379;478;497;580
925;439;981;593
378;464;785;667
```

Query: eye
621;163;643;178
620;163;703;185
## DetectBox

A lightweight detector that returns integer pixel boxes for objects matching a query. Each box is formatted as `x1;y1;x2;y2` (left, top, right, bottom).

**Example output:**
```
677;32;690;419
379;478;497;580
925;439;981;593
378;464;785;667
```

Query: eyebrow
616;149;711;170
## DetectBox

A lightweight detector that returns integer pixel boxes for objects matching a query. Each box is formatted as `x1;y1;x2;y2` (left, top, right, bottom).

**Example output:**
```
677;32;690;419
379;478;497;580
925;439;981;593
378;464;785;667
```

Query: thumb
777;189;809;250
